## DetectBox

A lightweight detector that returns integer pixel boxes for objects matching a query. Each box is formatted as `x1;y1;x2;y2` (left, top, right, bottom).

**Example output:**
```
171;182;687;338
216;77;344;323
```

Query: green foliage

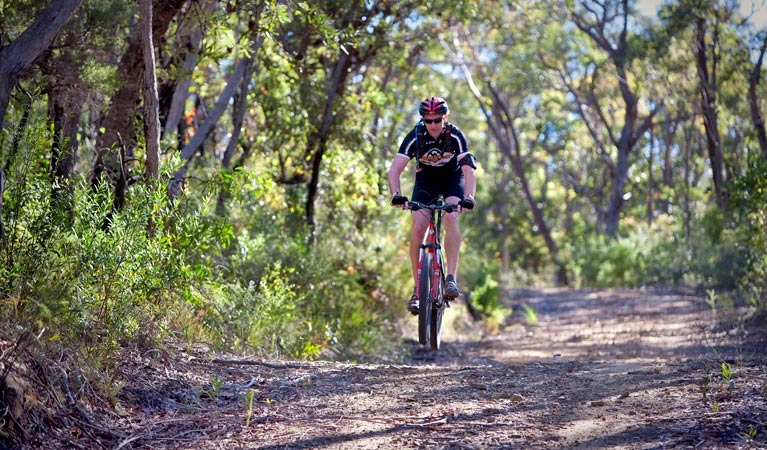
3;0;767;412
0;119;401;390
721;362;735;391
522;304;538;326
742;426;758;443
245;389;255;426
570;233;644;288
460;251;510;326
565;205;750;290
728;156;767;319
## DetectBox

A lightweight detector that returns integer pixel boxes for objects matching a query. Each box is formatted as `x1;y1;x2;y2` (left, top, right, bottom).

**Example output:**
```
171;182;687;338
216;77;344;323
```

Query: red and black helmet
419;96;449;116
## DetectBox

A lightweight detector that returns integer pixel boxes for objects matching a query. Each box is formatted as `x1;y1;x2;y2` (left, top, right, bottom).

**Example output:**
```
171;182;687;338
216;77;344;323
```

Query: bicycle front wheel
430;276;445;350
418;252;433;346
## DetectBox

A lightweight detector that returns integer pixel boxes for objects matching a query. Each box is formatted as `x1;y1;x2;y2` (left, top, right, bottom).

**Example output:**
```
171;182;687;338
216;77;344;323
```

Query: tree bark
695;17;727;210
45;36;83;219
647;131;655;225
142;0;161;181
0;0;82;131
91;0;187;190
661;121;678;215
47;50;81;186
749;34;767;159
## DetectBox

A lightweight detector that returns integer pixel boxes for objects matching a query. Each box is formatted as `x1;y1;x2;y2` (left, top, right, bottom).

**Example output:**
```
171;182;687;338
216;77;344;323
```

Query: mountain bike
405;199;457;350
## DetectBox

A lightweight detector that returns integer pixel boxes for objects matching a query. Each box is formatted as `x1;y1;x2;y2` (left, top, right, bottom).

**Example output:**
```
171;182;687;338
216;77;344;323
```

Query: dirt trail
48;288;767;449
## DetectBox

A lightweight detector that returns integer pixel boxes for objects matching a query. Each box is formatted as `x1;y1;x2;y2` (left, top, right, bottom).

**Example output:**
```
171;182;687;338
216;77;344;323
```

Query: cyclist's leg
408;180;436;312
443;172;465;298
443;195;461;277
410;212;429;286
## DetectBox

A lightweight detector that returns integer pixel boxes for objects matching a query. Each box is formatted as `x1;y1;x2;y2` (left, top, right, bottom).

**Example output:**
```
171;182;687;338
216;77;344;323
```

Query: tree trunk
170;35;263;197
45;39;83;219
695;18;727;209
216;57;255;216
749;34;767;159
304;51;351;229
661;120;678;215
603;142;630;236
142;0;161;182
91;0;187;192
162;0;215;143
647;131;654;225
0;0;82;131
603;59;639;236
47;63;81;185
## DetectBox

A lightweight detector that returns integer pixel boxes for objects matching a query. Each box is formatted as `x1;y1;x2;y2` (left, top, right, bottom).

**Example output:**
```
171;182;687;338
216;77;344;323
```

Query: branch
557;67;615;172
0;0;83;130
170;34;264;195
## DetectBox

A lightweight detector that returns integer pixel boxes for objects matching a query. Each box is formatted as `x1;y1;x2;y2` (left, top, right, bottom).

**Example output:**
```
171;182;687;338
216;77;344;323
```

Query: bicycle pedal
434;299;450;309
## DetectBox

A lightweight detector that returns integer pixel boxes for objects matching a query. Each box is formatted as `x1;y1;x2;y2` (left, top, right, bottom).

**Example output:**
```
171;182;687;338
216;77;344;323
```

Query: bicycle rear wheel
430;275;445;350
418;253;433;346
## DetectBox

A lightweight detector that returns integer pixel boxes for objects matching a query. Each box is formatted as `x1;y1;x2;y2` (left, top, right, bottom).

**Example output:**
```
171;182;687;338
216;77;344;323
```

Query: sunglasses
422;118;443;124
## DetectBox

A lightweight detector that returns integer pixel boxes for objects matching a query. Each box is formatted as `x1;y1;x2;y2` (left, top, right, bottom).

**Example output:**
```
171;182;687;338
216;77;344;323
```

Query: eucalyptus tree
557;0;664;236
170;31;263;196
91;0;188;221
0;0;83;245
658;0;757;210
748;32;767;157
257;0;419;229
0;0;82;132
141;0;161;181
443;1;570;284
161;0;217;145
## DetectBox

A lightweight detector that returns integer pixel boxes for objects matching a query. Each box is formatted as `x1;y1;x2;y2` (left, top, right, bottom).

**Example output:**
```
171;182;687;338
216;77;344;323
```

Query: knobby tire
418;252;433;346
430;274;445;350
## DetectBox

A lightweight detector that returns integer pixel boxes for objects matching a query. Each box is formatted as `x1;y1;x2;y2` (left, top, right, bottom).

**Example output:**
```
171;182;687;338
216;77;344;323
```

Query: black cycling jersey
397;121;476;204
396;122;475;176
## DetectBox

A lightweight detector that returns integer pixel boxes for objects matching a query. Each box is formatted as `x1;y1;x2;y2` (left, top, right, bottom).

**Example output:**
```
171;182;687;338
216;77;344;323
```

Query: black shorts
411;168;465;204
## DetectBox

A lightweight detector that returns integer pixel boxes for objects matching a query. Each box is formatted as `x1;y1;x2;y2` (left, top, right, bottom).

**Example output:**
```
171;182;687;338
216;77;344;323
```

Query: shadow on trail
434;287;731;364
102;288;765;450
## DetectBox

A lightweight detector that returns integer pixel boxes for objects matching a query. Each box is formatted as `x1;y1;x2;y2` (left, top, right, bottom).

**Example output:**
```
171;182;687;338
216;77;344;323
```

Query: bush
728;157;767;320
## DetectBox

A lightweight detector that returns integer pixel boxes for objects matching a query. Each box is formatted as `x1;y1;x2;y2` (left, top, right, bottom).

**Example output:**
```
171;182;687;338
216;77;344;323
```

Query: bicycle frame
414;202;447;307
401;199;457;349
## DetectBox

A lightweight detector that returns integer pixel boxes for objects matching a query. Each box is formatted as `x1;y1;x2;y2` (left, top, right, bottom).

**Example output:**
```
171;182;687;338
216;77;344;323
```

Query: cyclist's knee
411;213;429;227
443;213;459;226
411;221;428;236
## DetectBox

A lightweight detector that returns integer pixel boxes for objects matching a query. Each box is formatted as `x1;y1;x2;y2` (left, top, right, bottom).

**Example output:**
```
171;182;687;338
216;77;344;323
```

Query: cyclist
387;96;477;314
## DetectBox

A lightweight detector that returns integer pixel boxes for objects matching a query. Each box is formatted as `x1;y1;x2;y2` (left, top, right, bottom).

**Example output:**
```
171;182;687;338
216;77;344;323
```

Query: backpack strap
443;122;454;154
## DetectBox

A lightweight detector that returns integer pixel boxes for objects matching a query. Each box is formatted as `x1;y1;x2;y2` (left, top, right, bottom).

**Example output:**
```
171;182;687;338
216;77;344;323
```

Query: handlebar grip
391;194;408;206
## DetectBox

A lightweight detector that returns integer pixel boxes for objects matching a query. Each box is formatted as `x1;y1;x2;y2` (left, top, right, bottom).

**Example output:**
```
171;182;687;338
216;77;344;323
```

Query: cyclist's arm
462;163;476;201
387;154;409;197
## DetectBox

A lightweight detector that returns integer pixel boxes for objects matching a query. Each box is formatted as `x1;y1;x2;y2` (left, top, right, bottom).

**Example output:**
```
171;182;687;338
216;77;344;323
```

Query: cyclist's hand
459;197;476;211
390;194;408;208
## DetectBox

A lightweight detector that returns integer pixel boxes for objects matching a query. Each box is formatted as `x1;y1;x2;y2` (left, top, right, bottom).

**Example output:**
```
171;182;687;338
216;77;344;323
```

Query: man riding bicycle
387;96;478;314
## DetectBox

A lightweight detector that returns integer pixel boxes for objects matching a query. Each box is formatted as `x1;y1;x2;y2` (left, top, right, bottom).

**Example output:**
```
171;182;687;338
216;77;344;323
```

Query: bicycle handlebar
406;201;458;213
